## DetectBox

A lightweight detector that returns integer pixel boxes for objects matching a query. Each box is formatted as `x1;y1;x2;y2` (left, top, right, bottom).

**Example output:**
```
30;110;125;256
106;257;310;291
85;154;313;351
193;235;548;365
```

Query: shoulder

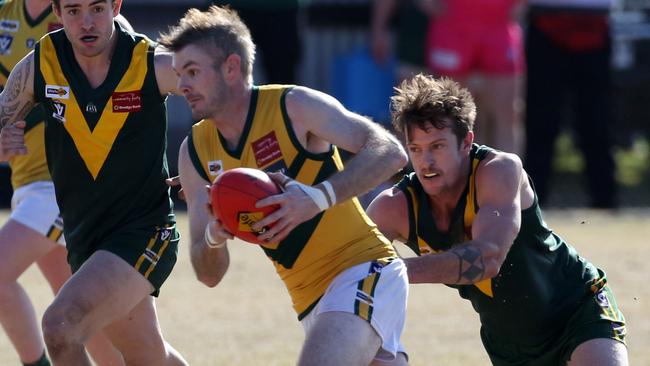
366;187;409;241
475;150;525;203
284;85;344;116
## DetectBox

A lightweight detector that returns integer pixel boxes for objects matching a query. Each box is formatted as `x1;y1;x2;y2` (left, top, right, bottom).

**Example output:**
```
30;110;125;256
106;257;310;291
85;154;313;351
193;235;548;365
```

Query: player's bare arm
178;137;230;287
366;187;410;243
406;152;524;284
0;53;35;129
252;86;407;242
154;48;180;96
284;85;408;203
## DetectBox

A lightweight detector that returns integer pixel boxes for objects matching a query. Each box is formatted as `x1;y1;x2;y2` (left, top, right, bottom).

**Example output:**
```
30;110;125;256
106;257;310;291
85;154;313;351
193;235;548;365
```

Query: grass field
0;209;648;365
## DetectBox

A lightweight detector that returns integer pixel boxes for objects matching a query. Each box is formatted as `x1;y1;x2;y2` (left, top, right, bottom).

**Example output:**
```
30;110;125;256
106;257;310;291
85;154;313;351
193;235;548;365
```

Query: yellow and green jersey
33;25;175;259
188;85;396;318
396;144;602;345
0;0;61;188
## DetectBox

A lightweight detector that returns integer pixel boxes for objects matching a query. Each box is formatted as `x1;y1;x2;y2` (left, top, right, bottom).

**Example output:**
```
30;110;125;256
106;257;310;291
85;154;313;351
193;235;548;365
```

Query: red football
210;168;281;244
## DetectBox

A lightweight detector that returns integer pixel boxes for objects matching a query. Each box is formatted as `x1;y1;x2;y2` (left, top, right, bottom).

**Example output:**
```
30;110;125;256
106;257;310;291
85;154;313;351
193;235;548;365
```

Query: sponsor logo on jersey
45;85;70;99
85;102;97;113
355;291;373;304
0;34;13;55
252;131;283;168
47;23;63;32
52;100;66;123
208;160;223;176
112;91;141;112
26;38;35;49
0;20;19;32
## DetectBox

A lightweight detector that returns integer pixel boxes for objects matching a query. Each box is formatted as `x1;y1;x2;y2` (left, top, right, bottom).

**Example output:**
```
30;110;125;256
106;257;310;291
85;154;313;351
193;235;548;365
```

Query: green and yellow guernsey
396;144;602;345
188;85;396;318
0;0;61;188
33;26;174;260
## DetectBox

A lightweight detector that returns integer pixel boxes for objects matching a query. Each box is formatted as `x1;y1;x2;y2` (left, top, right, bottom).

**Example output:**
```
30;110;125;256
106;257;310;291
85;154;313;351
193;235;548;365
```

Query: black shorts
69;224;179;297
483;284;626;366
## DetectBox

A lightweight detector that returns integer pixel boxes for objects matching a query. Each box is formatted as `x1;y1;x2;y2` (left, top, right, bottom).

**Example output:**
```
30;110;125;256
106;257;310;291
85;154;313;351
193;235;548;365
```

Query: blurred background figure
370;0;429;82
212;0;301;84
524;0;618;209
424;0;525;156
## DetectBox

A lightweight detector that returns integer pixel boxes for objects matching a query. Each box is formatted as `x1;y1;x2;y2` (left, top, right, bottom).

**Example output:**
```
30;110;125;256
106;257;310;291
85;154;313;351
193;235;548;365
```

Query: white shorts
10;181;65;246
301;257;408;361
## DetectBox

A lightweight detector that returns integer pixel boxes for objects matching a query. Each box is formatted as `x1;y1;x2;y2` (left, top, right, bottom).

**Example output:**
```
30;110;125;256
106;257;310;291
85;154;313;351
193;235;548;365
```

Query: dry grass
0;209;648;365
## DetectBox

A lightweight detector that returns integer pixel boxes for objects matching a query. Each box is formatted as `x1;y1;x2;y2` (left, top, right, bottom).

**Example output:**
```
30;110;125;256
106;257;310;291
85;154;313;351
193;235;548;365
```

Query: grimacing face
54;0;120;58
406;122;472;197
173;44;229;121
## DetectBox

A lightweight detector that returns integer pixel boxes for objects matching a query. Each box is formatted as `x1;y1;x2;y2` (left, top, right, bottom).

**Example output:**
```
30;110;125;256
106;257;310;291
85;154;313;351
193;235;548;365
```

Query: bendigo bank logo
237;212;267;234
112;91;142;112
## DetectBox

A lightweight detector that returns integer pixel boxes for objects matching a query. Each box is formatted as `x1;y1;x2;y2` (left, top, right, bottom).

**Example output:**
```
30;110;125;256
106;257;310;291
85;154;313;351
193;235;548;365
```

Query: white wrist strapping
204;225;226;249
286;180;336;212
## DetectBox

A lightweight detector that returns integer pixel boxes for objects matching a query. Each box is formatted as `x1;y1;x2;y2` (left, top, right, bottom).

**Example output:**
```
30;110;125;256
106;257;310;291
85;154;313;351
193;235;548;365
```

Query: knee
42;301;90;349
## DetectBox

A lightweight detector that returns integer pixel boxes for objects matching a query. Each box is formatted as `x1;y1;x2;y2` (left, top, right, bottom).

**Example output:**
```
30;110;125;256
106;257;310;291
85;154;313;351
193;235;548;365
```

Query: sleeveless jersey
188;85;396;318
33;26;174;259
0;0;60;188
396;144;602;345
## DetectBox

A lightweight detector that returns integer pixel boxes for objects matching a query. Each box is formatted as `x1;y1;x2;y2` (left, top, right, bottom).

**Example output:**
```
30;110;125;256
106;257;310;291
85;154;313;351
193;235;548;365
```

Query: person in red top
424;0;525;156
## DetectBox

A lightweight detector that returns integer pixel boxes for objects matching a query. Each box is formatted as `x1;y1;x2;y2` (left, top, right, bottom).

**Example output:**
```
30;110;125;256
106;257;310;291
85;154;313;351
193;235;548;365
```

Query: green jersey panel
33;26;174;260
396;144;601;346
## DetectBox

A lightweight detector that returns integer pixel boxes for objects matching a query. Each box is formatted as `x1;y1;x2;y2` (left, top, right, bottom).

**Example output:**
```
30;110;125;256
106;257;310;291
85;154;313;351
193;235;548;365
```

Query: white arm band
204;224;226;249
286;180;336;212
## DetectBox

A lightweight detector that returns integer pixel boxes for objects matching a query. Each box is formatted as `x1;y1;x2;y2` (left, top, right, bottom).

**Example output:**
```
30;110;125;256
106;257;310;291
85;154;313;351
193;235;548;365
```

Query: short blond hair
391;74;476;144
159;5;256;80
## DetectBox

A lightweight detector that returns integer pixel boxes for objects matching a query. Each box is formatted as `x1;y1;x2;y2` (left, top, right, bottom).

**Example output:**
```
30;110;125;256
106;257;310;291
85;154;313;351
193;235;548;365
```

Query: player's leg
567;338;628;366
36;247;125;366
41;250;158;365
103;296;187;366
299;311;382;366
299;258;408;366
0;219;59;364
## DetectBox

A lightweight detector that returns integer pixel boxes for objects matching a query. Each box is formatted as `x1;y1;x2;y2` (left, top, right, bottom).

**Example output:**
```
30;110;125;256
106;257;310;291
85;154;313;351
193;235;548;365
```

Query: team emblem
45;85;70;99
51;100;66;123
596;290;610;308
0;34;13;55
208;160;223;176
26;38;35;49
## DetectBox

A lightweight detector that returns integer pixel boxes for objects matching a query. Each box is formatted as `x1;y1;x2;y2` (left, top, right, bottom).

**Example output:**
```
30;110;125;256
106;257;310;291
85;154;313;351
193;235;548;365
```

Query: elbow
196;272;225;288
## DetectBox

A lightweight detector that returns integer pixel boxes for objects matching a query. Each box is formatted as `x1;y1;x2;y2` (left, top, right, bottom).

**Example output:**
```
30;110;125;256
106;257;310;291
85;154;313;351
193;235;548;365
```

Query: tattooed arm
0;53;36;160
405;151;524;284
0;53;35;128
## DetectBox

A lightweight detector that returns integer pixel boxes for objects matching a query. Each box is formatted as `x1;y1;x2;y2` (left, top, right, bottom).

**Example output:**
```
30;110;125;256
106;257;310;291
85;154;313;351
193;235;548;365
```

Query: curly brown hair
391;74;476;145
158;5;256;81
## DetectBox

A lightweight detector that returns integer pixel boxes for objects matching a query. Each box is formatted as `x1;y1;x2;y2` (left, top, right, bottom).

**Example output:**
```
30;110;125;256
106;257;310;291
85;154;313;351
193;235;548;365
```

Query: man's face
406;122;472;197
54;0;120;58
173;44;228;121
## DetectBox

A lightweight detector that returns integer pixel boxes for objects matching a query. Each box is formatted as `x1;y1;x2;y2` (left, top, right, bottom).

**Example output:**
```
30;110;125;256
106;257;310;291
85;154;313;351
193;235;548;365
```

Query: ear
221;53;242;83
52;3;61;18
461;131;474;151
113;0;123;17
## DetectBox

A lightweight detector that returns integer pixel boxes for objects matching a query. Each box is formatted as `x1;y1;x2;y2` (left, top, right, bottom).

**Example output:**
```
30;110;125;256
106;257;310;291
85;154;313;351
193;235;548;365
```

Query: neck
24;0;52;20
210;84;252;149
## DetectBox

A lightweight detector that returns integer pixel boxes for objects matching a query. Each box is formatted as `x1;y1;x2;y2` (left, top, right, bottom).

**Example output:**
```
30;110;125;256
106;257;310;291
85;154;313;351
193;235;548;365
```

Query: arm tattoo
0;56;34;128
451;246;486;283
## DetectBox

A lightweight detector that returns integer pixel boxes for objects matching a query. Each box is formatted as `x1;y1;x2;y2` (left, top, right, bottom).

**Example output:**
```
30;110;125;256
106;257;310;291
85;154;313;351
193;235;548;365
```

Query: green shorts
69;224;179;297
482;284;626;366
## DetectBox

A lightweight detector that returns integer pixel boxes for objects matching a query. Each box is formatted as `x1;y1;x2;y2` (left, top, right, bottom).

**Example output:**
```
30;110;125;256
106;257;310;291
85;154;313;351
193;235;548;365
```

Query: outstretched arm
0;53;35;129
405;152;523;284
178;137;231;287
